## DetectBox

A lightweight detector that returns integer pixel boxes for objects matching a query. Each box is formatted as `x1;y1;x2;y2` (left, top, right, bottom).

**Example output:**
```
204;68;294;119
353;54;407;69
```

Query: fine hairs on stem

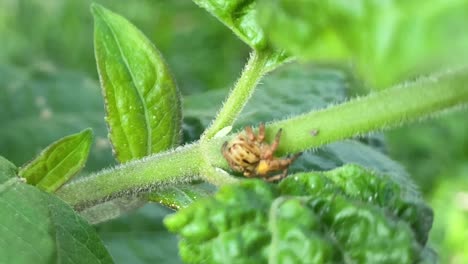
57;65;468;213
201;50;272;140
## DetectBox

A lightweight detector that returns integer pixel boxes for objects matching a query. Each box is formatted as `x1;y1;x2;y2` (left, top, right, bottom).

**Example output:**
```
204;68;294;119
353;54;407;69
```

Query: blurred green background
0;0;466;263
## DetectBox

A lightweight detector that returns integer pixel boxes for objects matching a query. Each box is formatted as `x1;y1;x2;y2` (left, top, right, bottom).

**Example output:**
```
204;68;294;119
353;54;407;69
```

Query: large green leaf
258;0;468;88
96;204;182;264
92;4;182;162
92;4;215;213
165;164;433;263
18;128;93;192
0;64;114;172
0;156;113;264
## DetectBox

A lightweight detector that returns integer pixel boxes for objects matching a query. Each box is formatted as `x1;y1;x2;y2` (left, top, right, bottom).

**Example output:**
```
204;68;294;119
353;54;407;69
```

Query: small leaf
92;3;182;163
258;0;468;88
192;0;266;49
18;128;93;192
0;156;113;264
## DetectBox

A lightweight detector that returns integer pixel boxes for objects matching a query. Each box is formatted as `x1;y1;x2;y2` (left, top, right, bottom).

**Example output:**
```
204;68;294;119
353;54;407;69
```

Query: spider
221;123;301;182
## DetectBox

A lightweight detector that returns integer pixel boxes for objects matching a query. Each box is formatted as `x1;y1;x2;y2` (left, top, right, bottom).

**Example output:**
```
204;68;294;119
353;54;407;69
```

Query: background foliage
0;0;467;263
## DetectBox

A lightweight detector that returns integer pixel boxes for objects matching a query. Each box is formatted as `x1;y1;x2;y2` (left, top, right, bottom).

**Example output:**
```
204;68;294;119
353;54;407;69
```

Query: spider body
222;124;301;182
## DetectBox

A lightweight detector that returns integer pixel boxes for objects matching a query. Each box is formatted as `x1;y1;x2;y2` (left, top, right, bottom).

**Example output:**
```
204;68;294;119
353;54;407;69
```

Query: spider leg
289;152;303;161
262;128;282;159
266;168;289;182
257;123;265;143
244;126;256;141
265;152;302;182
270;128;282;153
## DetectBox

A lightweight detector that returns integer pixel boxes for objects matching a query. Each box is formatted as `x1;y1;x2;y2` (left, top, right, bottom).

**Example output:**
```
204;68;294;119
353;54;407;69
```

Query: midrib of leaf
101;13;152;157
38;135;87;188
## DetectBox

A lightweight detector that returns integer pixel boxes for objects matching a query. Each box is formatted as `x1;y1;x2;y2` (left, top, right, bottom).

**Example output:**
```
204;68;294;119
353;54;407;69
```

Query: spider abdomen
223;139;260;171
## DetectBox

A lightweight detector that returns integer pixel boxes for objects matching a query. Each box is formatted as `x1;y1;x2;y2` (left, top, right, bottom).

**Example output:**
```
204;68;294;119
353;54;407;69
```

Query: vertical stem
201;50;271;140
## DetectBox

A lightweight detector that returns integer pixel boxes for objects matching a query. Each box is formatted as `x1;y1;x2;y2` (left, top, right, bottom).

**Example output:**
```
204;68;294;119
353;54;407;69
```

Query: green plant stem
261;67;468;155
56;143;205;209
57;67;468;211
201;50;272;140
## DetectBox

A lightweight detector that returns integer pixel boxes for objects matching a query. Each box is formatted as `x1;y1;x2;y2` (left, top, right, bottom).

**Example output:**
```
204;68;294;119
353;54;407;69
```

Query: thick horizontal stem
263;67;468;154
56;143;204;209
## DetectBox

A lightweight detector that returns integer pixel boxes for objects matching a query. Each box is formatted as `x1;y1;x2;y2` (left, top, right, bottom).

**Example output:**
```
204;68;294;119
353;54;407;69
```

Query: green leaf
0;155;17;184
78;182;213;224
291;140;419;196
0;64;114;172
0;156;113;264
237;64;349;127
189;1;291;71
309;164;432;245
184;63;350;130
258;0;468;88
18;128;93;192
165;164;433;263
191;0;266;50
92;3;182;163
148;183;214;210
96;204;181;264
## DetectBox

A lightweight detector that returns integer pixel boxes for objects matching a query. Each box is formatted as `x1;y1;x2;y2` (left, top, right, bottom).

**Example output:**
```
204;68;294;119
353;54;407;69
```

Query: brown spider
221;123;301;182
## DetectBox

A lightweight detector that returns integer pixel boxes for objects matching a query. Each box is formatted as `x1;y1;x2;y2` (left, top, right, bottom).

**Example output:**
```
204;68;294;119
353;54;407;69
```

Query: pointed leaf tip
90;2;103;15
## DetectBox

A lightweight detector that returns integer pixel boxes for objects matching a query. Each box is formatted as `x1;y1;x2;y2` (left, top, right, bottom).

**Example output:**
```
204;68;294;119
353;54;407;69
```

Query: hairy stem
201;50;272;140
57;67;468;211
261;67;468;155
56;143;205;209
